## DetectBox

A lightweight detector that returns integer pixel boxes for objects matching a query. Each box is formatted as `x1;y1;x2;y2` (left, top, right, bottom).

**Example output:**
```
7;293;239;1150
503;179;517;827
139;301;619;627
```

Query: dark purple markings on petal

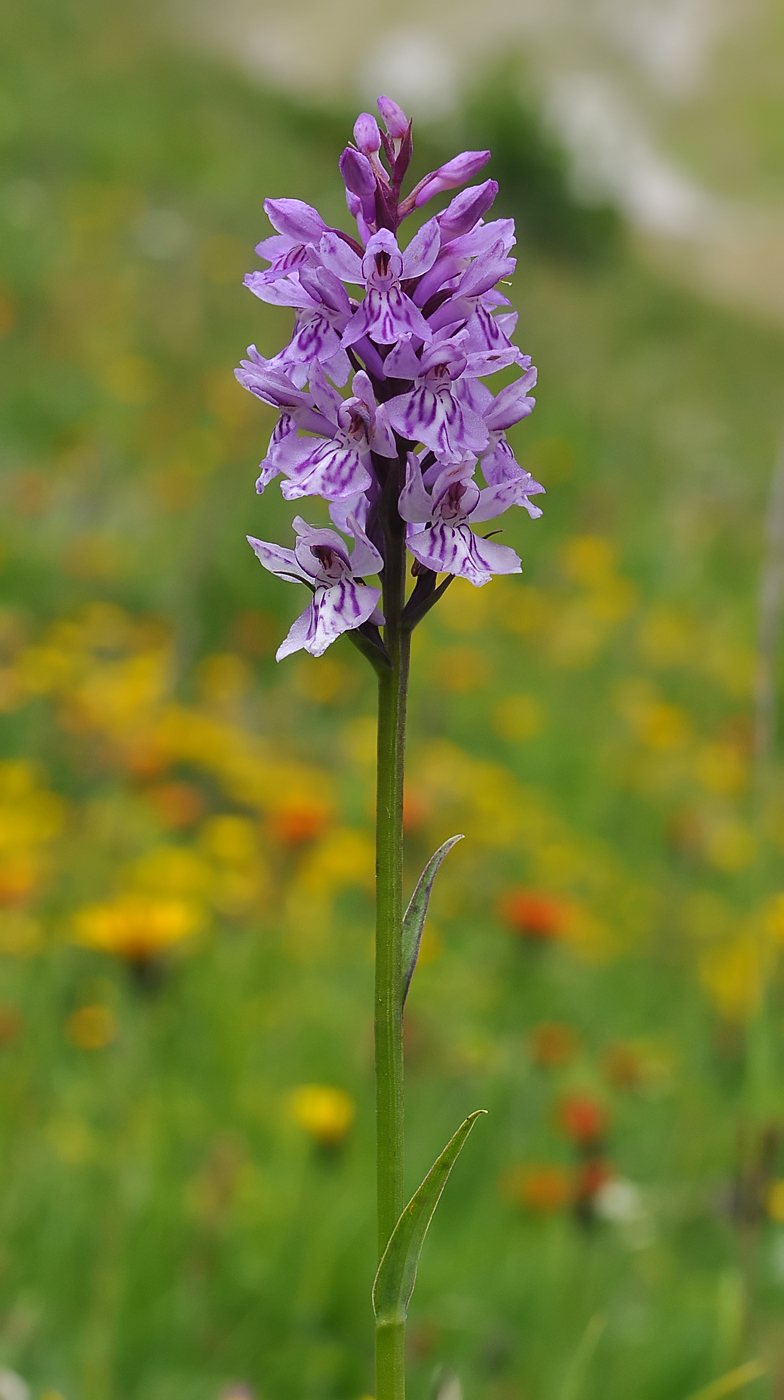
385;387;439;449
281;440;372;502
286;314;342;365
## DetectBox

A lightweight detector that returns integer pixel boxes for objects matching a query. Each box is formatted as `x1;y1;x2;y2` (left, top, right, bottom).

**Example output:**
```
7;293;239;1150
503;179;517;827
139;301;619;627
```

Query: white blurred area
176;0;784;323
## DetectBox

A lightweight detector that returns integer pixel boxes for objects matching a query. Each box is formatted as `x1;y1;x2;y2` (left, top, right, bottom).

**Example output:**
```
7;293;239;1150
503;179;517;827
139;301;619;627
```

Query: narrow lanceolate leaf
401;835;464;1006
372;1109;486;1326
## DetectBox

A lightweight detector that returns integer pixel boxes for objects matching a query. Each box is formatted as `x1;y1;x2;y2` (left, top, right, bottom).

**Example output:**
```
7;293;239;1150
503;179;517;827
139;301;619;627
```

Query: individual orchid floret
235;350;333;433
253;198;327;284
481;438;545;518
340;147;378;226
483;369;538;435
400;457;523;586
282;369;394;506
354;112;382;156
437;181;499;244
244;263;353;386
377;95;409;140
320;224;439;347
247;516;384;660
398;151;491;218
475;364;542;515
383;335;518;460
271;367;396;502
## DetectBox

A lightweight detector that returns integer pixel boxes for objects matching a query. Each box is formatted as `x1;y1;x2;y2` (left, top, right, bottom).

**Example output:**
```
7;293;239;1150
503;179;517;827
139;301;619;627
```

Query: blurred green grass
2;3;784;1400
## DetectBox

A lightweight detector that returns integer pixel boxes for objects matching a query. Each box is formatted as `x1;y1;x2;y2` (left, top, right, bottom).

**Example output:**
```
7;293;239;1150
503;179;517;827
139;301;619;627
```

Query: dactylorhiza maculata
236;94;543;663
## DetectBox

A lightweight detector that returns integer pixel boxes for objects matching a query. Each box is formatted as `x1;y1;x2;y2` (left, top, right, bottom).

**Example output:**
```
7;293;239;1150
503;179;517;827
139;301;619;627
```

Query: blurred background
2;0;784;1397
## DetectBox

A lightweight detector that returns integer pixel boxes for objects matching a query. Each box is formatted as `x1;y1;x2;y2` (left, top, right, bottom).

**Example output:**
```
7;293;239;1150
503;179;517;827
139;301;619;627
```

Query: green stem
375;461;410;1400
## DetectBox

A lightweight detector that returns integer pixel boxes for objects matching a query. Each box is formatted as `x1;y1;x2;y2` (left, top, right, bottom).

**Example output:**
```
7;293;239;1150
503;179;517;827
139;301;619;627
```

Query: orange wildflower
268;797;331;846
556;1094;610;1146
500;1163;573;1213
499;888;568;940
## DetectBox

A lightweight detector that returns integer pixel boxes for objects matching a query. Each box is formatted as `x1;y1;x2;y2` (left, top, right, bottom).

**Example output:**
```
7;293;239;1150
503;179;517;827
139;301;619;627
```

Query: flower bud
377;94;409;138
339;146;376;197
437;179;498;242
415;150;492;206
354;112;381;154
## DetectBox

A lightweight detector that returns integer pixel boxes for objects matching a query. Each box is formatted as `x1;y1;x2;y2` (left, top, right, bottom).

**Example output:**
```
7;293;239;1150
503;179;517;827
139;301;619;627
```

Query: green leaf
372;1110;486;1326
401;835;463;1006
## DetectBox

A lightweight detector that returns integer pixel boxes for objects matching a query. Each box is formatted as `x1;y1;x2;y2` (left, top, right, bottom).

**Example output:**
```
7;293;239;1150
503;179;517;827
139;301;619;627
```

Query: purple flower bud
377;95;409;139
340;147;377;198
354;113;382;155
437;180;498;243
414;151;491;207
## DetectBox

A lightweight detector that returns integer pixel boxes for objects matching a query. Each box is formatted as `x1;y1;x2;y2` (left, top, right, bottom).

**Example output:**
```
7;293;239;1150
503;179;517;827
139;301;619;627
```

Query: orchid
400;456;523;585
234;96;545;1400
247;516;383;660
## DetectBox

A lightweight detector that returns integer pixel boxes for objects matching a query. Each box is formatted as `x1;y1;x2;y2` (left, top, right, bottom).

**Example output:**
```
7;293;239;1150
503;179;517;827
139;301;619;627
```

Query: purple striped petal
279;438;373;502
277;581;382;658
247;535;306;580
342;286;432;348
407;522;521;585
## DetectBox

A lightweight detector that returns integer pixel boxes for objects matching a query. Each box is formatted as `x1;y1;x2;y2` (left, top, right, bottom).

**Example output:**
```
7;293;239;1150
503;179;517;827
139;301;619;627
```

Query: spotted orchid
236;93;544;664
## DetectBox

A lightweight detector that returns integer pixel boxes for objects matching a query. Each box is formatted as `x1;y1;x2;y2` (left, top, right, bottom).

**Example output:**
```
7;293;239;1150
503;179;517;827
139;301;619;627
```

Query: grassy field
3;3;784;1399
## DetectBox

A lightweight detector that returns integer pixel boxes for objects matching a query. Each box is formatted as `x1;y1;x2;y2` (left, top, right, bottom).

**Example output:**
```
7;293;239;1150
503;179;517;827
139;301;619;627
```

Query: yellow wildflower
694;742;747;796
124;845;213;899
637;607;695;668
700;938;763;1022
73;894;203;961
288;1085;355;1147
561;535;617;587
298;828;374;895
704;819;756;873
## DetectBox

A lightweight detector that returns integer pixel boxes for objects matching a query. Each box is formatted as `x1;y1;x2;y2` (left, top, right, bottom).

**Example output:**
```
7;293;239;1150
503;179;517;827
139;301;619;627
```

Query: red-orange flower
499;888;568;940
500;1163;573;1213
556;1094;609;1146
268;798;331;846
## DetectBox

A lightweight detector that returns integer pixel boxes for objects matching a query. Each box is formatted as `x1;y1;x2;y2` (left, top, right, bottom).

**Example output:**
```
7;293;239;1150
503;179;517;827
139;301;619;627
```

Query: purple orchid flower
244;263;353;387
238;96;544;661
269;366;396;502
399;457;522;586
253;198;328;284
480;437;545;518
398;150;492;217
475;364;542;515
320;225;439;347
247;516;384;659
383;334;519;460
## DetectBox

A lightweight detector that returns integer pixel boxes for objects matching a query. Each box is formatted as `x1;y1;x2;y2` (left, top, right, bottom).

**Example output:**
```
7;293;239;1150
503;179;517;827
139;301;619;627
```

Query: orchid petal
401;218;440;279
264;197;326;244
319;231;364;283
247;535;306;580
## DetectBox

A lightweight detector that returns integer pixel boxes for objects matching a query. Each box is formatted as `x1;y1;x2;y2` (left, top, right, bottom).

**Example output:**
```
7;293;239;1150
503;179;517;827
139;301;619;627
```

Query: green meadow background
2;2;784;1399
